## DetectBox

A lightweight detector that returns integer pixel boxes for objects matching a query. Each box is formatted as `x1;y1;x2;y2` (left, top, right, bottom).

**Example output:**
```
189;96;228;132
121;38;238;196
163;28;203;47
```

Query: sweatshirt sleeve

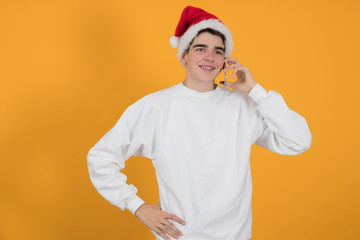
87;106;148;215
249;83;312;155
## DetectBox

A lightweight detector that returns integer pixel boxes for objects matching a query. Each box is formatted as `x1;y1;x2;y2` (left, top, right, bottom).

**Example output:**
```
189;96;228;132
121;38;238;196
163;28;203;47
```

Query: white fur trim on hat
170;36;180;48
177;19;233;66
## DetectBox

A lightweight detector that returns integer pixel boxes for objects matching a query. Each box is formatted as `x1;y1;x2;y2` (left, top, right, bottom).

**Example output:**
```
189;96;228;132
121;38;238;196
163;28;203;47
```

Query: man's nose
204;51;215;61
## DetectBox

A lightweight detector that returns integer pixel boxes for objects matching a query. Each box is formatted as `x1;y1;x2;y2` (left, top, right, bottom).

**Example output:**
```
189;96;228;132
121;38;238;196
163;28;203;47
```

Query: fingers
155;225;172;240
224;64;247;80
223;57;243;74
161;219;184;238
224;63;241;72
157;224;178;240
157;220;183;240
160;211;185;239
164;211;186;226
155;216;184;240
224;57;241;66
233;68;246;80
135;203;186;240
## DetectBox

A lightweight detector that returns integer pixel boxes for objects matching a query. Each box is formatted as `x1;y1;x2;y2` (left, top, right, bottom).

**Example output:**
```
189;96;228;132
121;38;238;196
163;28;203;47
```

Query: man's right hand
134;203;186;240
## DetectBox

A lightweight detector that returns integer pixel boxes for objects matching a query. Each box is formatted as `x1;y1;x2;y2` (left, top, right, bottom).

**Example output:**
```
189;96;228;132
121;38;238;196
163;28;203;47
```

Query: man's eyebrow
192;44;207;48
192;44;225;53
215;46;225;52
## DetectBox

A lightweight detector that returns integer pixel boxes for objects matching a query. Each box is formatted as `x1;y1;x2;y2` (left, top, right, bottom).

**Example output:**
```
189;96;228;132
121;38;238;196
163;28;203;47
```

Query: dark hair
184;28;226;54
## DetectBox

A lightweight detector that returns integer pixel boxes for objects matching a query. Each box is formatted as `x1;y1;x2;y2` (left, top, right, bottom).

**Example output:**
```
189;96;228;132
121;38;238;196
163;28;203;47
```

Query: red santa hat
170;6;233;65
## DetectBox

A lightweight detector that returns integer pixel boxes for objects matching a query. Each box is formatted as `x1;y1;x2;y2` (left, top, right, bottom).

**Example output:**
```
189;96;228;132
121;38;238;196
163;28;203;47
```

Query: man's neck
182;79;216;93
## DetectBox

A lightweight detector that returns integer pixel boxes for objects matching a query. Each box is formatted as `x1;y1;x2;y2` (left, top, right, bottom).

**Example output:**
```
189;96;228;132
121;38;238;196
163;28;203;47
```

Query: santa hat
170;6;233;65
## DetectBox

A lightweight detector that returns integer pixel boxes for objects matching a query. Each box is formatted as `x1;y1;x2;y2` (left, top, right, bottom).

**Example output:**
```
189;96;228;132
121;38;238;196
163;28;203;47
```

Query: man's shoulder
147;83;179;98
138;83;179;103
127;83;179;114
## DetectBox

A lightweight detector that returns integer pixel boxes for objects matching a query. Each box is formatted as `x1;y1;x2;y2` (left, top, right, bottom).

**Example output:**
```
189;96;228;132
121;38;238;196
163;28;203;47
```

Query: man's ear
181;52;188;66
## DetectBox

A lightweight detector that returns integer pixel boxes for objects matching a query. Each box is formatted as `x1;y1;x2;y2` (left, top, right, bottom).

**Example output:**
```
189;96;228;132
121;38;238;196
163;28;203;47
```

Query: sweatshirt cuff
125;195;146;215
248;83;268;104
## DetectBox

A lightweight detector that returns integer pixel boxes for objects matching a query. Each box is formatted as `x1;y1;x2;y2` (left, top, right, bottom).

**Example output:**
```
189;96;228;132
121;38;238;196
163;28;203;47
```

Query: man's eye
216;51;224;55
196;48;205;52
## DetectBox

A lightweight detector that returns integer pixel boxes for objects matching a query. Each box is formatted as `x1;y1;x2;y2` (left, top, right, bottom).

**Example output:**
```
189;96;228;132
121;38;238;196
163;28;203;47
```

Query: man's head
180;29;226;84
170;6;233;67
184;28;226;55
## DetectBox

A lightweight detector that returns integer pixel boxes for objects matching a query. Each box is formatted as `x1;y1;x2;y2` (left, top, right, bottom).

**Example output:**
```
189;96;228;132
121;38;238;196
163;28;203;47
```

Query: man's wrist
247;82;258;94
125;195;146;215
134;203;146;217
248;83;268;104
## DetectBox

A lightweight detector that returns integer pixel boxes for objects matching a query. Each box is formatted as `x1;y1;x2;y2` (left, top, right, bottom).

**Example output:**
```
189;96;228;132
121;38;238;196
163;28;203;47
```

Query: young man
87;6;312;240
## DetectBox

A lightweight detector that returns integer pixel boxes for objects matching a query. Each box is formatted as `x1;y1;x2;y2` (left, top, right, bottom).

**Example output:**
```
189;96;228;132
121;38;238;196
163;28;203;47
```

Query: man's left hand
219;57;257;94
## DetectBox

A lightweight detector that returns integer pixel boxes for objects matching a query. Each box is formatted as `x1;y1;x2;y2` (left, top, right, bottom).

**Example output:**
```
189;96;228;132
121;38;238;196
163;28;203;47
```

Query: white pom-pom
170;36;179;48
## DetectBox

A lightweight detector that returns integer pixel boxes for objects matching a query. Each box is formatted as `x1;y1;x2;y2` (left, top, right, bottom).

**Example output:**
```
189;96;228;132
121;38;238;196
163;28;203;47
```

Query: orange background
1;0;359;239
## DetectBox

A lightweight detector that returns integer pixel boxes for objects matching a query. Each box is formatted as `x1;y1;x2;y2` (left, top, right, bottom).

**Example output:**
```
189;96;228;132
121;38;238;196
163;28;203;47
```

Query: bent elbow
293;131;313;155
303;131;313;152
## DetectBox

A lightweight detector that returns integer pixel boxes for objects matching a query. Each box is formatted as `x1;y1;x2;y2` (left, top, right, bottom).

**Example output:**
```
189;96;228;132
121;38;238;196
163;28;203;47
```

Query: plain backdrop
1;0;359;239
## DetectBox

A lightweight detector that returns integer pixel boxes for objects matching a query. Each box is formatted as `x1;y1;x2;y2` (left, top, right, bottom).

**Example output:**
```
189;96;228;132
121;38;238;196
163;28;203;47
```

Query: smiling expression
181;32;225;85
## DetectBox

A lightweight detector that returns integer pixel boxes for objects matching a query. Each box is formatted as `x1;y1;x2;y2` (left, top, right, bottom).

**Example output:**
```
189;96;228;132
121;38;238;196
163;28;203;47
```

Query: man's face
181;32;225;85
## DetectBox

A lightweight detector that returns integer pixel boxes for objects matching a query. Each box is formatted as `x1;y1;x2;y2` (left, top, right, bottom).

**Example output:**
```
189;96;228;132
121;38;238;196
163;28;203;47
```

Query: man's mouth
199;65;216;70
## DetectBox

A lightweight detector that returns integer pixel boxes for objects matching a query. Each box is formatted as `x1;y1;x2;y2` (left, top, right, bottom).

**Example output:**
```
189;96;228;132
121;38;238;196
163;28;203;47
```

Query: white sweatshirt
87;82;312;240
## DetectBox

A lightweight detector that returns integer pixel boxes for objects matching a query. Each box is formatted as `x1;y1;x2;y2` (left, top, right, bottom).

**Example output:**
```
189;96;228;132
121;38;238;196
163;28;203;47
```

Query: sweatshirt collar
178;82;221;98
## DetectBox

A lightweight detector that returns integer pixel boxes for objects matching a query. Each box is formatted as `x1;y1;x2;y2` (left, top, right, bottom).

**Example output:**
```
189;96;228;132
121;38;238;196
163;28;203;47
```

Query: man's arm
249;83;312;155
220;57;312;155
87;105;185;240
87;107;146;214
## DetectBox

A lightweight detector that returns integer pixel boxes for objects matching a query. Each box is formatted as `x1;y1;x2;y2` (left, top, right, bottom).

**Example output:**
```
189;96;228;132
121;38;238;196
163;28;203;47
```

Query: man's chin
202;71;221;81
198;79;217;85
